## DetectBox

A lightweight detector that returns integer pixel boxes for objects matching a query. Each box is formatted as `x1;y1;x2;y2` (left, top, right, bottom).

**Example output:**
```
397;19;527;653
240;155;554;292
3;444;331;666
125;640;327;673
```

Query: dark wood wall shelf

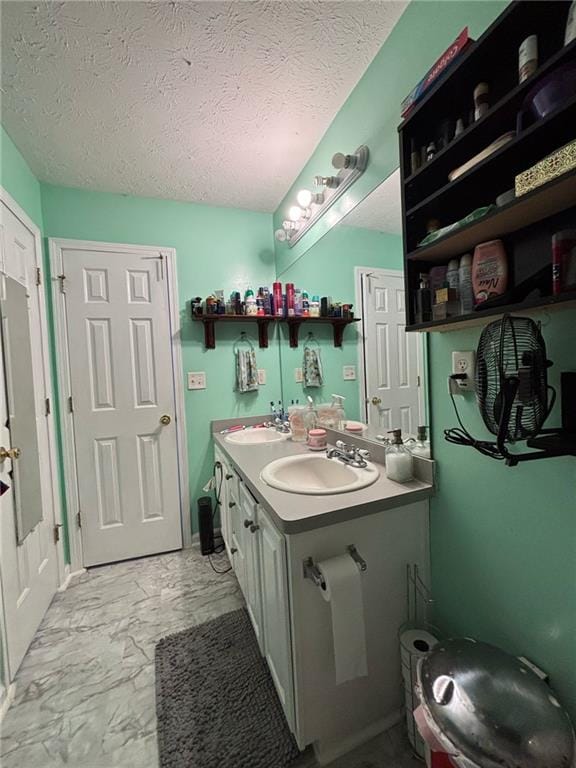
399;0;576;333
192;314;360;350
284;317;360;348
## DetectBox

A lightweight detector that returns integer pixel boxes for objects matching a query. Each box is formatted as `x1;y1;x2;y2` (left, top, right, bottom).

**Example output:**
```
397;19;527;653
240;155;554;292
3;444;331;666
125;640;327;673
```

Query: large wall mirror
277;170;430;451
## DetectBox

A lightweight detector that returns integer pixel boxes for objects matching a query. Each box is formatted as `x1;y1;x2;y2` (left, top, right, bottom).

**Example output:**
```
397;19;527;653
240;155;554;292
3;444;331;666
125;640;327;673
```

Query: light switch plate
187;371;206;390
295;367;303;383
342;365;357;381
257;369;266;385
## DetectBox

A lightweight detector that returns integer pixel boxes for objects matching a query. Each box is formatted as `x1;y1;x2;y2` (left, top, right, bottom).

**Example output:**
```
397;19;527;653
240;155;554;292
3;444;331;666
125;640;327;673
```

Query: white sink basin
226;428;288;445
260;454;379;495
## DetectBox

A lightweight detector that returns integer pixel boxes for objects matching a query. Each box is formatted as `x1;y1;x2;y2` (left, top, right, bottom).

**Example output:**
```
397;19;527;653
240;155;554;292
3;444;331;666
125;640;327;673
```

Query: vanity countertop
213;428;433;534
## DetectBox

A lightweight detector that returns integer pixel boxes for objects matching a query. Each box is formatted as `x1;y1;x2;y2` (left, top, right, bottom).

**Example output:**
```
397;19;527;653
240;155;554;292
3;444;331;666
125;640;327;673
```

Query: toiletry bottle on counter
303;396;317;435
410;426;431;459
331;394;346;431
458;254;474;313
385;429;414;483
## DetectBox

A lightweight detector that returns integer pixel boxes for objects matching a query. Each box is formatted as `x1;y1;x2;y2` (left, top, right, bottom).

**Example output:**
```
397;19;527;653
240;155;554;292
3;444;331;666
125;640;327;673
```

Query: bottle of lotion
472;240;508;304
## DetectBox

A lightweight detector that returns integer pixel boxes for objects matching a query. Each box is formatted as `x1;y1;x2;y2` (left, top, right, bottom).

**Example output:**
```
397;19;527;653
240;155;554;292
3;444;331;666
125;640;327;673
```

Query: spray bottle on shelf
385;429;414;483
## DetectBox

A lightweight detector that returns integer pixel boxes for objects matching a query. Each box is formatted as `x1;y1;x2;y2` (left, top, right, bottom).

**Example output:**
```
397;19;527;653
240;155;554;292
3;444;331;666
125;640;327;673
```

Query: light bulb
297;189;312;208
275;228;287;242
289;205;303;222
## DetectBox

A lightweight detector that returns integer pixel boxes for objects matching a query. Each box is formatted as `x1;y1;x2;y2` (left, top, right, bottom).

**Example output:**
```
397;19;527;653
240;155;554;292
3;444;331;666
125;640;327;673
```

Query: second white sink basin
260;454;379;495
226;428;288;445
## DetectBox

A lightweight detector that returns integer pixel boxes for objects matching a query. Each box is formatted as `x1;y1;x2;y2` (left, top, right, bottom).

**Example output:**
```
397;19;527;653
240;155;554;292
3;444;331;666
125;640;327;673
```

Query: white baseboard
58;566;86;592
0;682;16;722
313;709;403;766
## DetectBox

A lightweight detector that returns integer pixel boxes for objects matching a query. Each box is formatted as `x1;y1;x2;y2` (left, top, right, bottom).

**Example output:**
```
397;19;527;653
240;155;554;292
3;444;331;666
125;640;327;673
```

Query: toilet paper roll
318;553;367;685
400;628;438;658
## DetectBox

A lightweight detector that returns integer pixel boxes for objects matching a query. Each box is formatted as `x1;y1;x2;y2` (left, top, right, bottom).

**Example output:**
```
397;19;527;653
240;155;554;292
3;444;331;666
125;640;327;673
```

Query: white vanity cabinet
213;439;431;765
214;447;233;556
258;507;295;731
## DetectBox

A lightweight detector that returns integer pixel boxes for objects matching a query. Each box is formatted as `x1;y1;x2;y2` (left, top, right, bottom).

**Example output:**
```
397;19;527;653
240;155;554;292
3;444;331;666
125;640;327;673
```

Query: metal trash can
414;638;575;768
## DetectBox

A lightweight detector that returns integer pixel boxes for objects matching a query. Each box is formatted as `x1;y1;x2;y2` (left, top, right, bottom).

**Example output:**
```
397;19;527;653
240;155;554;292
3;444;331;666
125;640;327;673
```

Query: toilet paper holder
303;545;367;590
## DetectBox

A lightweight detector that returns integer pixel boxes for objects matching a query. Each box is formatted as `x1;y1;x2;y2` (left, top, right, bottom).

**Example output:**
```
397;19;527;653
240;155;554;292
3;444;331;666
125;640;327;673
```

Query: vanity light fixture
297;189;325;207
279;145;369;248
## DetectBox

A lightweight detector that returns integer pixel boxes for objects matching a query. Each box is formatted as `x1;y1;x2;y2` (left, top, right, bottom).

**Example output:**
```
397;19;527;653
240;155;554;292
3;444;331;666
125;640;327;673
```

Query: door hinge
36;267;42;286
45;397;51;416
76;511;82;528
417;375;421;387
68;395;74;413
53;524;62;545
58;274;66;293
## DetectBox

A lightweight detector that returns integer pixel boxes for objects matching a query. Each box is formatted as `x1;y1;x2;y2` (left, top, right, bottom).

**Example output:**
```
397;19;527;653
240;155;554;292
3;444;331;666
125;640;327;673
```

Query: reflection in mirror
0;276;44;542
277;170;430;454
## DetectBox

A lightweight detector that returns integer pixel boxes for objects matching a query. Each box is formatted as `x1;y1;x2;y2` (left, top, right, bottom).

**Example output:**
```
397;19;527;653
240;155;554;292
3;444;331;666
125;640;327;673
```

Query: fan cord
444;389;508;460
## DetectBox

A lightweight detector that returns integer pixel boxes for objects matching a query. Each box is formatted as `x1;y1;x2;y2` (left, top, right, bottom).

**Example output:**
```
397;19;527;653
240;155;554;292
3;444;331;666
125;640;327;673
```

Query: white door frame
49;238;190;574
0;187;66;586
354;266;427;426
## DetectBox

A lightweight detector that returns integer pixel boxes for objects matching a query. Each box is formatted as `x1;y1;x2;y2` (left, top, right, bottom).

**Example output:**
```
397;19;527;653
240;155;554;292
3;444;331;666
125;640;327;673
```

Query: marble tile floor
0;547;421;768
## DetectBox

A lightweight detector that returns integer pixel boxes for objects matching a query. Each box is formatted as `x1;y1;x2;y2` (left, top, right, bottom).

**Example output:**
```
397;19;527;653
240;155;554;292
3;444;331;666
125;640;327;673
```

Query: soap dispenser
410;426;431;458
303;396;317;435
385;429;414;483
331;394;346;430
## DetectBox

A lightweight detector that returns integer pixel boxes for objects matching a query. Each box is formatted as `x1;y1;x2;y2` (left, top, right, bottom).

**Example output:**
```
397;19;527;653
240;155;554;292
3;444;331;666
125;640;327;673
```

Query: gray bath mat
155;608;301;768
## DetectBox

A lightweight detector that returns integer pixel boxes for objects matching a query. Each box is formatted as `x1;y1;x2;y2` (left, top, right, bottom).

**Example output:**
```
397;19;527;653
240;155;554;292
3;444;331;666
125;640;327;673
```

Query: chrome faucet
263;417;291;433
327;440;371;468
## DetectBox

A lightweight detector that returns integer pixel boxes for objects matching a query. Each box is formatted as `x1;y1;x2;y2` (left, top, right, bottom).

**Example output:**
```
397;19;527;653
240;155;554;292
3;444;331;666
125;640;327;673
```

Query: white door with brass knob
60;245;182;566
360;268;423;433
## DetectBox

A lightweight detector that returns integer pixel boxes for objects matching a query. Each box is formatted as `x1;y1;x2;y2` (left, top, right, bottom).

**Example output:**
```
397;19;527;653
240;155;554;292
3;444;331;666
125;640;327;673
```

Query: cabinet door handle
243;519;253;528
250;524;260;534
225;473;233;480
228;501;236;508
230;547;238;554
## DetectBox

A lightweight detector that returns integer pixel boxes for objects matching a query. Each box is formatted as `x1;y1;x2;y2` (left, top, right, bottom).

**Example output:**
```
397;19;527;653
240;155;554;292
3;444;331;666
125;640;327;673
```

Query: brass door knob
0;446;21;461
371;397;382;406
160;414;171;426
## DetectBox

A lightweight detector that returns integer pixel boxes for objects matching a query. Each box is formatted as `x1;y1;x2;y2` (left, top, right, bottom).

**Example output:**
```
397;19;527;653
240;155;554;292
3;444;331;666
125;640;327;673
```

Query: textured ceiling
1;1;407;213
343;168;401;233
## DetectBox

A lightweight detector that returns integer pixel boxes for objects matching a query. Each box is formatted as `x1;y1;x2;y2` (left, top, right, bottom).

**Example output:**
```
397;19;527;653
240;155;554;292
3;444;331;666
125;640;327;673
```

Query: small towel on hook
303;340;323;388
236;348;259;393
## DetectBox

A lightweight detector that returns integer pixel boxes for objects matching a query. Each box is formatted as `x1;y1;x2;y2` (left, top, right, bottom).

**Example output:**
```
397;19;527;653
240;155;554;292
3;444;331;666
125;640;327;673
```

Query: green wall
40;184;281;535
277;224;403;418
274;0;576;720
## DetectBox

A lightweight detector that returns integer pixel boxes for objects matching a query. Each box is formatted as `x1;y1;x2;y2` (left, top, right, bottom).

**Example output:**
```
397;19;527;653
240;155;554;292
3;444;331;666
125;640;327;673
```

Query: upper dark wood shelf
192;314;359;350
407;170;576;263
403;38;576;190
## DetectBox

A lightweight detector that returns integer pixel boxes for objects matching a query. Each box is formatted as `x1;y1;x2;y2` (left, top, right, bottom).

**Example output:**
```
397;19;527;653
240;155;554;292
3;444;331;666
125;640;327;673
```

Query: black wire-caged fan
446;314;576;465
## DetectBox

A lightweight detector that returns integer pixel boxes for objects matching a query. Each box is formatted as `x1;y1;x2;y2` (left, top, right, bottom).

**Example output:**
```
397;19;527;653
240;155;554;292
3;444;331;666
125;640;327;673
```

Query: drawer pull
230;547;238;554
243;519;253;528
225;473;233;480
228;501;236;508
250;524;260;534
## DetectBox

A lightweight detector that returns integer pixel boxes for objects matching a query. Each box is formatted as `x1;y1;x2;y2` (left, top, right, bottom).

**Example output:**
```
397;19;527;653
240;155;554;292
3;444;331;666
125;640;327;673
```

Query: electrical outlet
187;371;206;390
342;365;357;381
451;351;475;392
257;369;266;385
295;367;303;383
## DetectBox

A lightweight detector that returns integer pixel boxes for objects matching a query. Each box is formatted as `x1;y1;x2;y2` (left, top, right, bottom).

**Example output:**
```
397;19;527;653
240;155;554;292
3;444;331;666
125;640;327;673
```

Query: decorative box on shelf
515;139;576;197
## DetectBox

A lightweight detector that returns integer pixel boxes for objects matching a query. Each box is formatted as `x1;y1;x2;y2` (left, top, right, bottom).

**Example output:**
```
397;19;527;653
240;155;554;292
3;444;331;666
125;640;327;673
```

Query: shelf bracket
202;318;216;349
288;320;303;348
257;319;270;349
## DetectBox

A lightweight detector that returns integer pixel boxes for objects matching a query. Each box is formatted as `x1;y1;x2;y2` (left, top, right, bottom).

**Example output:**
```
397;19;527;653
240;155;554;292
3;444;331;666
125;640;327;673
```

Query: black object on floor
197;495;215;555
155;608;301;768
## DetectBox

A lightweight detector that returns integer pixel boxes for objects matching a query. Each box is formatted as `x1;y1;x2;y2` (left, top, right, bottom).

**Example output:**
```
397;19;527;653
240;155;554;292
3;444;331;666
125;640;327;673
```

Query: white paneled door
62;247;182;566
361;270;422;434
0;199;59;679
